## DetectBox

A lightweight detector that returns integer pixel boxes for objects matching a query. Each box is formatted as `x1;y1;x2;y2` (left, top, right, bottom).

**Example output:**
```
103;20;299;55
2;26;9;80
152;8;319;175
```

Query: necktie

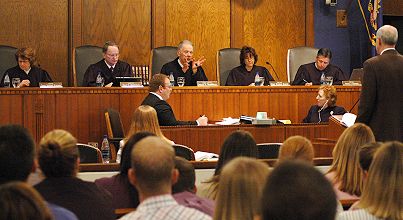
110;66;114;73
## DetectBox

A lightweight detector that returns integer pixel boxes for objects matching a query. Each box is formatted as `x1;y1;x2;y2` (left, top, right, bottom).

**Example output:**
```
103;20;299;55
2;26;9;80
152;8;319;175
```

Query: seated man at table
292;48;347;85
141;74;208;126
160;40;208;86
82;41;132;87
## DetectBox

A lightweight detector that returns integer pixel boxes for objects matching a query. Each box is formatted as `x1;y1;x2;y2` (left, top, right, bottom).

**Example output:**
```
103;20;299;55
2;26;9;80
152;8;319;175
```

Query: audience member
120;136;210;219
172;156;215;217
0;124;78;220
225;46;274;86
0;47;52;87
326;123;375;200
141;73;208;126
0;181;53;220
338;141;402;220
35;129;114;220
214;157;269;220
160;40;208;86
292;47;347;85
82;41;132;87
95;132;156;210
278;135;314;164
197;130;258;200
356;25;403;142
302;85;347;123
261;160;337;220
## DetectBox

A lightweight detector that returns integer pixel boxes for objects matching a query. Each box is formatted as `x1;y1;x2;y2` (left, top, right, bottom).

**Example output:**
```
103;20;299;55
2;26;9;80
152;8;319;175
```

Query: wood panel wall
1;0;314;85
383;0;403;16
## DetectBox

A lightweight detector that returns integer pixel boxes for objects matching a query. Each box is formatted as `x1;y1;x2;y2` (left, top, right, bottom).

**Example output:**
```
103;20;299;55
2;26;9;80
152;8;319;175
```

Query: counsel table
0;86;359;151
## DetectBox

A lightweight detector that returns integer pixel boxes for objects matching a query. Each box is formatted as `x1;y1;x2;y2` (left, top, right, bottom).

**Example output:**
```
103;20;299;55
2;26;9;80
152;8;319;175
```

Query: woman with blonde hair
34;129;114;220
278;135;314;164
214;157;269;220
124;105;172;144
326;123;375;200
338;141;403;220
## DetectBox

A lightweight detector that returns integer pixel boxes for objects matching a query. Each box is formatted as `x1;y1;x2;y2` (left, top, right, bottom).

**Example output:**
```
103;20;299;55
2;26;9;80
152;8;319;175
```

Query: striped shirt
119;194;211;220
337;209;383;220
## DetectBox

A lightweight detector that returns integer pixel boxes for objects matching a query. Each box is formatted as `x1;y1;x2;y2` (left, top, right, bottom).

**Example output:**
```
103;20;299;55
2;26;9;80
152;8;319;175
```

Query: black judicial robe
226;65;274;86
302;105;347;123
292;62;347;85
160;57;208;86
0;65;52;87
82;59;132;87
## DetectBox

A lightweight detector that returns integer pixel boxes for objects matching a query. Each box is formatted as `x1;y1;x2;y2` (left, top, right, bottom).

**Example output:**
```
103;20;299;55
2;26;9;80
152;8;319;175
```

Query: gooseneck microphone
265;61;280;81
348;98;360;113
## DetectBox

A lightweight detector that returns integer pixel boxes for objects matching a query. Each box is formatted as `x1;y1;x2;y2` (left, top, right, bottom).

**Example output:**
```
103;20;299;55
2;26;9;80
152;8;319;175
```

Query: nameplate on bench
39;82;63;88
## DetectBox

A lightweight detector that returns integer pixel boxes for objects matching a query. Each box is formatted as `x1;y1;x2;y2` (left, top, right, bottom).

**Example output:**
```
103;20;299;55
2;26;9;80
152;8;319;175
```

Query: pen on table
302;79;308;83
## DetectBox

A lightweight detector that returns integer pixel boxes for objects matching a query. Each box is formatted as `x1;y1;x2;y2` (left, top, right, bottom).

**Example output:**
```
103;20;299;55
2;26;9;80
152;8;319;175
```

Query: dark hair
149;74;168;92
215;130;258;175
261;161;337;220
239;46;258;66
0;125;35;184
102;41;119;53
15;47;37;66
172;156;196;193
317;48;332;59
358;142;382;172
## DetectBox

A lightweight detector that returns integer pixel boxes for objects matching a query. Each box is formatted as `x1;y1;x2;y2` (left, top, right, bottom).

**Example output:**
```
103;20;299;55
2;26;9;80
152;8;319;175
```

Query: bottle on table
96;72;104;87
116;141;123;163
3;74;10;88
169;72;175;87
101;135;110;163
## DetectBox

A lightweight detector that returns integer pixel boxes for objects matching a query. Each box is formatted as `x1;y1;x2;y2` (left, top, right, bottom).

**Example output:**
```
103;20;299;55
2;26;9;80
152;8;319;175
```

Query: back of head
358;142;383;172
359;141;403;220
215;157;269;220
126;105;163;140
131;136;175;195
0;125;35;184
317;48;332;59
38;129;78;178
149;73;168;92
279;135;314;163
172;156;196;194
215;130;258;175
0;181;52;220
376;25;398;46
328;123;375;196
261;160;337;220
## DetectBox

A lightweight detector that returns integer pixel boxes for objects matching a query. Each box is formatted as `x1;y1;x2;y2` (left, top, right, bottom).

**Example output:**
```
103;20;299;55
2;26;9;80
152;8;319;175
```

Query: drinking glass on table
12;78;20;88
324;76;333;85
177;77;185;87
255;77;264;86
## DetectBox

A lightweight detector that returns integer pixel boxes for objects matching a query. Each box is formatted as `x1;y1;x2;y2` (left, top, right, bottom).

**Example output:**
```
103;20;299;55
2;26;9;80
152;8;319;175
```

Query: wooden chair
104;108;124;161
216;48;241;86
173;144;195;161
77;143;102;163
257;143;282;159
73;45;103;86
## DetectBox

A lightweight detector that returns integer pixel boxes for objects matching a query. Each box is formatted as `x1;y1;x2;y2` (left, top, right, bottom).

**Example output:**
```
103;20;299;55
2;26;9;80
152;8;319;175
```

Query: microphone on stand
348;98;360;113
265;61;280;81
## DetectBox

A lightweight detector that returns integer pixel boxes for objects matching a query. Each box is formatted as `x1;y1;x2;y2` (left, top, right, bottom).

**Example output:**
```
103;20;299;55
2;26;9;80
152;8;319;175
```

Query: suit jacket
141;93;197;126
82;59;132;86
160;57;208;86
302;105;347;123
0;65;52;87
356;49;403;141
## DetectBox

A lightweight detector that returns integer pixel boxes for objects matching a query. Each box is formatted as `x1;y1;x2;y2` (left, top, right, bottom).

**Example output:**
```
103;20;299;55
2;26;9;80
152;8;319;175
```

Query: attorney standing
356;25;403;141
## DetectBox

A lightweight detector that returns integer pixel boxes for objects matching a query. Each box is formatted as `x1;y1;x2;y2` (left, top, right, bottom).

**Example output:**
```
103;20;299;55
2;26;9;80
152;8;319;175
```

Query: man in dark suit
141;74;208;126
82;41;132;87
356;25;403;141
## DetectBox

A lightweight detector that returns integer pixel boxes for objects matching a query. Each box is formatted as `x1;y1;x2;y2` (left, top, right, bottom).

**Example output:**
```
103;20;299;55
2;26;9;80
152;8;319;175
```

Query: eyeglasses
106;53;119;58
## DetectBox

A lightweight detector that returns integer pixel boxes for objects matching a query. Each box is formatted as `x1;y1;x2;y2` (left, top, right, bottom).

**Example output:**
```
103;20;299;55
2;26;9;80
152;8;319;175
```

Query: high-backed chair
149;46;177;80
287;46;318;83
0;45;18;78
216;48;241;86
173;144;195;161
77;143;102;163
257;143;282;159
104;108;124;161
73;45;103;86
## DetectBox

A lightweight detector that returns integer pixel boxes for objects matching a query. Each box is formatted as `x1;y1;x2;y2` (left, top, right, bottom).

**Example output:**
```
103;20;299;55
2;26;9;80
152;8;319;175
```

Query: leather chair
73;45;103;86
0;45;18;79
257;143;282;159
173;144;195;161
104;108;124;161
149;46;178;80
216;48;241;86
287;46;318;83
77;143;103;163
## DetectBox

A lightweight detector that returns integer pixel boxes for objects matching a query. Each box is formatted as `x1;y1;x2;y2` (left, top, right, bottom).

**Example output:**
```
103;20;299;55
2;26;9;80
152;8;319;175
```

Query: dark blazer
160;57;208;86
141;93;197;126
226;65;274;86
356;49;403;141
302;105;347;123
82;59;132;86
0;65;52;87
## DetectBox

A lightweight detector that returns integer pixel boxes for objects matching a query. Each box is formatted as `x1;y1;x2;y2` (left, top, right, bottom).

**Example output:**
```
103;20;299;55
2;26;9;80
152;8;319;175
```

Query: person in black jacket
302;85;346;123
141;74;208;126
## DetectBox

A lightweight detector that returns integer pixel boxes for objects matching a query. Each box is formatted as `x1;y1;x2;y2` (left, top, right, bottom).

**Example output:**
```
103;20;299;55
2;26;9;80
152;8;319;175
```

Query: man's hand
192;56;206;74
304;82;313;86
196;115;208;126
19;79;30;87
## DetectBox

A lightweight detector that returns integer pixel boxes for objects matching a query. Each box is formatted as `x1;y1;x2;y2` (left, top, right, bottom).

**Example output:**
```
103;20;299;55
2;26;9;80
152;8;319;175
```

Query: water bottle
101;135;110;163
96;72;104;87
320;73;326;85
169;72;175;86
116;141;123;163
3;74;10;88
254;72;261;86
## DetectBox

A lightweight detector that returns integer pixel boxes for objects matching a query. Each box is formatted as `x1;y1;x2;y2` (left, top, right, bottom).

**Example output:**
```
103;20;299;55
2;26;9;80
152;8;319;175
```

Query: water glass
12;78;20;88
177;77;185;87
324;76;333;85
255;77;265;86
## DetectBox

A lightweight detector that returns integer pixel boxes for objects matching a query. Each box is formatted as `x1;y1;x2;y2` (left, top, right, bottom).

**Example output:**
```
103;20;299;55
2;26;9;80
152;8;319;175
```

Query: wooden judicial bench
0;86;358;155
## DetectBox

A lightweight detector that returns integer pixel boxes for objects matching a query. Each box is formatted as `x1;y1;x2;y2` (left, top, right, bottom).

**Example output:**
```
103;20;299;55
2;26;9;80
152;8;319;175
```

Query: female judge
0;47;52;87
302;85;346;123
225;46;274;86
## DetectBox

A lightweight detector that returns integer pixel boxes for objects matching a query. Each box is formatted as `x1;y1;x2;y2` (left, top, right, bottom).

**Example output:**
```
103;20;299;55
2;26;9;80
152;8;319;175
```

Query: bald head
130;136;176;195
377;25;398;46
